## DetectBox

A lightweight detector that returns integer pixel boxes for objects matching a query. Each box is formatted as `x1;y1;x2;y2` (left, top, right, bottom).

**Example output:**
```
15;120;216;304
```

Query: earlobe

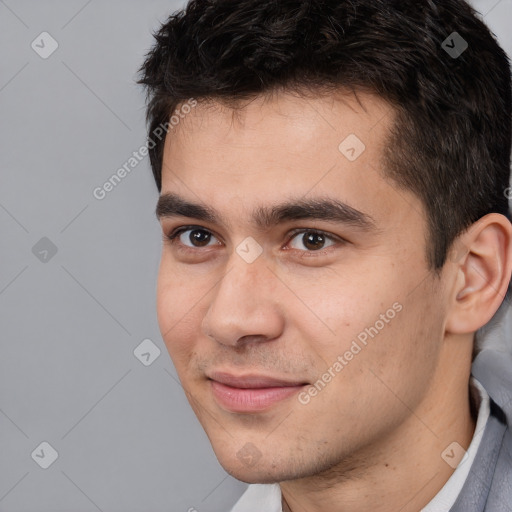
446;213;512;335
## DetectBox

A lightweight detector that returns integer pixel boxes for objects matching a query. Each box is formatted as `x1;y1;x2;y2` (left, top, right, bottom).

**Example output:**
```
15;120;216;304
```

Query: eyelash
164;225;344;257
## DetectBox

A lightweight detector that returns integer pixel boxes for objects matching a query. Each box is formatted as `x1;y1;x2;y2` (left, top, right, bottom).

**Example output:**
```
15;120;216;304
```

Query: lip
208;371;308;413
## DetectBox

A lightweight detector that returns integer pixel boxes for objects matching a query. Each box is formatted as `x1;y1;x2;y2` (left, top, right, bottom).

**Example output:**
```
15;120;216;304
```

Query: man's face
156;90;450;482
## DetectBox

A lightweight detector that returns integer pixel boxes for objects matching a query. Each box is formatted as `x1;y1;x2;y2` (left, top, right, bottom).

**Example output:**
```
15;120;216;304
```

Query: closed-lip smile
207;371;309;412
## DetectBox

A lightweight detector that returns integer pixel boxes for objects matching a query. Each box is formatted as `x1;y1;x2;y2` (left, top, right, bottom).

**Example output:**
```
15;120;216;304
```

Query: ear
445;213;512;334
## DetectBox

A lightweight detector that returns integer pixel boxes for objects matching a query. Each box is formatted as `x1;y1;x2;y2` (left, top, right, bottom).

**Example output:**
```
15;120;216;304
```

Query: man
138;0;512;510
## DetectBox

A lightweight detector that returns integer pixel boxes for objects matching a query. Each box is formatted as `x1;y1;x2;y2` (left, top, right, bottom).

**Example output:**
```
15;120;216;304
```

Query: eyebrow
155;192;376;231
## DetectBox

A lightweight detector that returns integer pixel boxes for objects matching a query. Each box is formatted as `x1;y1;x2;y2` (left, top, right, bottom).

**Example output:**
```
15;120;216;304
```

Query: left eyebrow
156;192;377;232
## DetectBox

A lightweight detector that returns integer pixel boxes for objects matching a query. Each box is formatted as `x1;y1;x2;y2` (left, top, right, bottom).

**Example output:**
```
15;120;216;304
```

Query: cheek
156;261;204;364
322;284;444;412
289;272;389;351
295;268;439;381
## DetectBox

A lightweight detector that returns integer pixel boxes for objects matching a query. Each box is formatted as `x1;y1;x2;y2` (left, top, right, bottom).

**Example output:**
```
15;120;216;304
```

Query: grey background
0;1;511;511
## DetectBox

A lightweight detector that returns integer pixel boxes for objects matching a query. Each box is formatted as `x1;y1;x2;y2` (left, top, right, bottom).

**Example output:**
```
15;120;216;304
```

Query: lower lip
210;380;305;412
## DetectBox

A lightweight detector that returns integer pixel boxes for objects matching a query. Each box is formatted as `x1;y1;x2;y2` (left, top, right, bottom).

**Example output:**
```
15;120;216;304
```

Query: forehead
160;89;423;231
166;89;392;160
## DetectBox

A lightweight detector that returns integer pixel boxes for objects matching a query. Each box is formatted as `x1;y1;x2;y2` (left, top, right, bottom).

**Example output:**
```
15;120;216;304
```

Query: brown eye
188;229;212;247
288;230;337;252
168;227;220;249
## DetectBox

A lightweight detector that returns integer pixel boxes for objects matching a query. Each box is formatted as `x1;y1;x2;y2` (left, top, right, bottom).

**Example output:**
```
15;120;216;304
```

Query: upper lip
208;371;308;389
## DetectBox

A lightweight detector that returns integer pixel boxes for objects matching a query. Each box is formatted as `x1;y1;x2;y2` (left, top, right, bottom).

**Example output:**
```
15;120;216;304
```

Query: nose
201;253;285;347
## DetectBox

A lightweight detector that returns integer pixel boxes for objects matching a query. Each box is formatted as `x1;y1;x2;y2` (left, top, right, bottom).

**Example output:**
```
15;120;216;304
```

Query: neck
280;341;476;512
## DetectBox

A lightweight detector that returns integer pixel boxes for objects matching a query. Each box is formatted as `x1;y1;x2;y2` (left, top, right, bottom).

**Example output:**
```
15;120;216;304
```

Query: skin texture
155;90;512;512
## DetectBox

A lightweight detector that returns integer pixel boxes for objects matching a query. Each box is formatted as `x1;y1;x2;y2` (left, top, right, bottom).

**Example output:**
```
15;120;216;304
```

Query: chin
212;446;296;484
223;464;284;484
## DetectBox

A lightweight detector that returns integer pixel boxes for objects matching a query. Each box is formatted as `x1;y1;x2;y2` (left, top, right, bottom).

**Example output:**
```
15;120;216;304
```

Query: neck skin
280;335;477;512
